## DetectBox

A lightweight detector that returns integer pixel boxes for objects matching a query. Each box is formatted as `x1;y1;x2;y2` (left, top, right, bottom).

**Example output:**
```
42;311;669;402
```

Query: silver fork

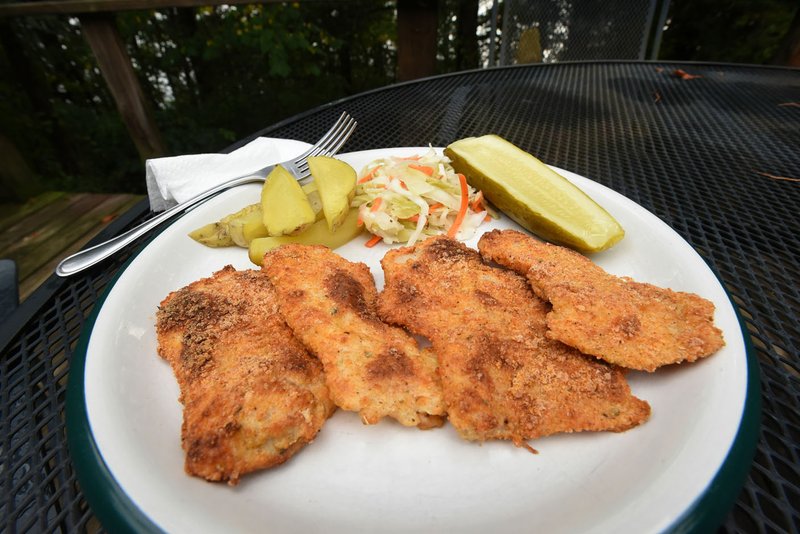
55;112;357;277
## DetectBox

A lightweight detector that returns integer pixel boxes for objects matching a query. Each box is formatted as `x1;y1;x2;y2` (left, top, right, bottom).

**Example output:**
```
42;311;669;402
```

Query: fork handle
55;173;267;277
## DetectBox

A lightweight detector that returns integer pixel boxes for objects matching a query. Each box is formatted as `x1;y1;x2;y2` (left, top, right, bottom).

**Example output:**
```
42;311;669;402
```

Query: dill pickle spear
445;135;624;252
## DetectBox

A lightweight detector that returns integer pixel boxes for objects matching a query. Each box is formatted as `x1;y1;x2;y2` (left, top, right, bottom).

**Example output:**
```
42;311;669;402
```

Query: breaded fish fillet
261;244;445;429
156;266;334;485
377;236;650;446
478;229;725;372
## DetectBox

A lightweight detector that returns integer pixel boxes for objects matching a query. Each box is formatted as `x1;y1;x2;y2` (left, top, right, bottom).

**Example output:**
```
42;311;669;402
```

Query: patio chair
490;0;670;65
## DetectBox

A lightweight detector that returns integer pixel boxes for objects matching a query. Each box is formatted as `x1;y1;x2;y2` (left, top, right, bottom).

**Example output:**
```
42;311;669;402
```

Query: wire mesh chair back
495;0;663;65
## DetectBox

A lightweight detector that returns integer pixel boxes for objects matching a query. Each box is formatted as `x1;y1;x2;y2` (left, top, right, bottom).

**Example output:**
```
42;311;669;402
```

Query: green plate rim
660;259;761;533
65;211;761;534
66;230;166;534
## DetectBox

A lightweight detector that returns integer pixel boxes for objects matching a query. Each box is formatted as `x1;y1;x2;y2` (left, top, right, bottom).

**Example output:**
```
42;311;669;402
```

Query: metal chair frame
488;0;672;66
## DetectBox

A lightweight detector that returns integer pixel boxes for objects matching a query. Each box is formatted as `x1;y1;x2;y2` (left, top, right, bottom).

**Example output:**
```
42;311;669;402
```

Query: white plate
67;147;758;534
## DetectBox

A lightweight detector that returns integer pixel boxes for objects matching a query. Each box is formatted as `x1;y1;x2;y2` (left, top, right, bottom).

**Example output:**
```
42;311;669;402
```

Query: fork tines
298;112;357;163
291;112;357;181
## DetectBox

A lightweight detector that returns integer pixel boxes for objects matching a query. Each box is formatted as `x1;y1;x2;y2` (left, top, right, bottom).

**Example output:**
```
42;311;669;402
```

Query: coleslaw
351;148;495;246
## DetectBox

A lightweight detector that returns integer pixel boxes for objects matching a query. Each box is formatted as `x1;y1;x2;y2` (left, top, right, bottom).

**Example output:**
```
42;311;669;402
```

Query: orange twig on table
672;69;703;80
754;171;800;183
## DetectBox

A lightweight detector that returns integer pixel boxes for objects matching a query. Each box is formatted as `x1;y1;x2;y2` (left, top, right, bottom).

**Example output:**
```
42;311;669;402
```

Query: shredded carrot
429;202;444;211
358;165;381;183
398;180;409;190
406;214;420;223
408;164;434;176
447;173;469;238
470;190;484;212
370;197;383;212
365;234;382;248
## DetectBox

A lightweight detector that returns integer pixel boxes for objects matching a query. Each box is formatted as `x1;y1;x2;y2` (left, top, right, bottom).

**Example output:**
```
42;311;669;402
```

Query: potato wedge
225;188;326;247
302;182;326;223
261;165;316;236
248;208;362;265
191;181;325;249
190;203;264;247
307;156;357;231
188;222;235;247
227;204;269;247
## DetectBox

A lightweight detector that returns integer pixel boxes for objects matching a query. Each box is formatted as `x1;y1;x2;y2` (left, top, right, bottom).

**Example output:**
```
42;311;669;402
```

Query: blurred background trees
0;0;797;201
659;0;798;64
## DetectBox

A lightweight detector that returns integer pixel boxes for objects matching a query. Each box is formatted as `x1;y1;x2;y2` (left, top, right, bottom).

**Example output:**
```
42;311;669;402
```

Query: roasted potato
261;165;316;236
307;156;357;231
248;208;362;265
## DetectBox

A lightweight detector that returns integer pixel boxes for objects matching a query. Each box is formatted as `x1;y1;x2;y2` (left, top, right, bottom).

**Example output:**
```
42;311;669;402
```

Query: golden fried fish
378;236;650;447
261;244;445;429
478;229;725;372
156;266;334;485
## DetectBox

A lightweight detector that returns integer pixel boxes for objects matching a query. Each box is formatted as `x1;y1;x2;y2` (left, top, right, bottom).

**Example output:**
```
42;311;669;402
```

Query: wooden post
771;6;800;66
455;0;479;70
79;13;167;160
397;0;438;81
0;133;42;201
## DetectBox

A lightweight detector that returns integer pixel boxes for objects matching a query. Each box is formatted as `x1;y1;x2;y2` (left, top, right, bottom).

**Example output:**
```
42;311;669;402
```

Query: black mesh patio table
2;61;798;533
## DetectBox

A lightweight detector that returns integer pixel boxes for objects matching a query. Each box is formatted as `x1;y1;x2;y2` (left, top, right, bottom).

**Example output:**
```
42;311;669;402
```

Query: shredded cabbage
351;148;496;246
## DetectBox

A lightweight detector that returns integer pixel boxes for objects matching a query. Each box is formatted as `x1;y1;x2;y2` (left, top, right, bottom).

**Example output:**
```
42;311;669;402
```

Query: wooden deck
0;192;144;302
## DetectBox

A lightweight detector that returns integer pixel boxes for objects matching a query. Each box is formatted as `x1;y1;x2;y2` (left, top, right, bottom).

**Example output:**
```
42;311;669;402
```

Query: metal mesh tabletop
2;61;798;533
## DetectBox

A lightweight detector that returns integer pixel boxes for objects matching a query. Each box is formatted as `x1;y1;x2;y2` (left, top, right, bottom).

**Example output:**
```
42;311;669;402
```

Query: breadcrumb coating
378;236;650;446
261;244;445;429
478;229;725;372
156;266;334;485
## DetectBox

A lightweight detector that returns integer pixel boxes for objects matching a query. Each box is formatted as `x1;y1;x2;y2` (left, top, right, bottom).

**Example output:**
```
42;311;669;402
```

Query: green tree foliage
0;0;796;200
0;2;397;197
437;0;484;72
0;15;136;196
119;2;396;155
659;0;797;64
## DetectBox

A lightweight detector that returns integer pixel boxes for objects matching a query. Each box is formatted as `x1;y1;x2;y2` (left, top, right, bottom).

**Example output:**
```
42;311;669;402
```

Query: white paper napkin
145;137;313;212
